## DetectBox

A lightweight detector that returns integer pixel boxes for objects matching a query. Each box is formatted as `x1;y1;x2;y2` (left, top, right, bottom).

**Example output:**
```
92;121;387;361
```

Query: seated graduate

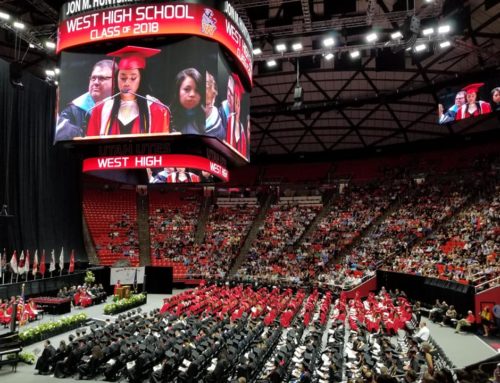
78;344;104;379
35;340;56;375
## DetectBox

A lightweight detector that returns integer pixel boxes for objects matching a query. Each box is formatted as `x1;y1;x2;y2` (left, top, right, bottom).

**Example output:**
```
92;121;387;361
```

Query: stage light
366;32;378;43
0;11;10;20
323;37;335;47
350;50;360;58
45;41;56;49
292;42;303;51
422;27;434;36
438;25;451;34
45;69;55;76
414;44;427;52
13;21;25;29
391;31;403;40
276;43;286;52
324;53;334;60
253;47;262;55
55;68;60;75
266;59;277;67
55;81;59;86
439;41;451;48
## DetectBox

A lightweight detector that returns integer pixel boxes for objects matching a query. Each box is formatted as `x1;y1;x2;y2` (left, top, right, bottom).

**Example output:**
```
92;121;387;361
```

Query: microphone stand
122;90;171;113
86;91;122;115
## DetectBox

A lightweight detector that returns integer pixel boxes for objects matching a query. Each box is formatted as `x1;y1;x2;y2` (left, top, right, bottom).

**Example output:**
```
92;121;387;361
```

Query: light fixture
414;44;427;52
0;11;10;20
276;43;286;52
13;21;25;29
266;59;277;67
324;53;334;60
55;68;60;75
422;27;434;36
292;42;303;51
425;0;433;3
45;41;56;49
439;41;451;48
323;37;335;47
366;32;378;43
55;81;59;86
45;69;55;76
29;43;35;48
252;47;262;55
391;31;403;40
438;25;451;34
350;50;360;59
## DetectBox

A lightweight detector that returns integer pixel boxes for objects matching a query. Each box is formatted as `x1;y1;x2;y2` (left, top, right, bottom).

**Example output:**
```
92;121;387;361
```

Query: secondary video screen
438;79;500;125
56;37;250;161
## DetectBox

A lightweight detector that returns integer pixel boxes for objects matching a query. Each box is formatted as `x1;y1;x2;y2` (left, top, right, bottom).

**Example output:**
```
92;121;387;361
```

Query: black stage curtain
0;59;85;260
145;266;173;294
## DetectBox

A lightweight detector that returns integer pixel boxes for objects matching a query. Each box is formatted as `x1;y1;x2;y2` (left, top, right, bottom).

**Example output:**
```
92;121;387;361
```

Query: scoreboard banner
57;1;253;83
82;153;229;182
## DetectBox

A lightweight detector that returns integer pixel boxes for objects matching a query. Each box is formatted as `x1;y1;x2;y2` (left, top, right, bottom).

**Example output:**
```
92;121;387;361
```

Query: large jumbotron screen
55;0;252;169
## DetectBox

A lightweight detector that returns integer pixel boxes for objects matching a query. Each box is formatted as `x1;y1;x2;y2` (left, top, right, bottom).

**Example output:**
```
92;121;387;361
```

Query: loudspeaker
376;49;406;71
294;86;303;103
9;61;24;89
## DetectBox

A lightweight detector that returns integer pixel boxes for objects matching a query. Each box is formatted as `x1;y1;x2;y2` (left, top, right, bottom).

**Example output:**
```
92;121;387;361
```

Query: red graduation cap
462;82;484;95
107;45;161;70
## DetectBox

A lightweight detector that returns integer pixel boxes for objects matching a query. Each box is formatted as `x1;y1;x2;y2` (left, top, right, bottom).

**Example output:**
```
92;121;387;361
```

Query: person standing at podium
114;280;122;296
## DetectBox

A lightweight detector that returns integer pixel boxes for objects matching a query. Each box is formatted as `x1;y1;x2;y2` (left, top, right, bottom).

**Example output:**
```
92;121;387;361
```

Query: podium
114;285;131;299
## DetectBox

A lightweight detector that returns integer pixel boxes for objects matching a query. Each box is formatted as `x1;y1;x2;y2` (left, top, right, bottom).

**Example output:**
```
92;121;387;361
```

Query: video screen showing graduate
146;167;216;184
437;78;500;125
55;37;251;161
213;51;251;160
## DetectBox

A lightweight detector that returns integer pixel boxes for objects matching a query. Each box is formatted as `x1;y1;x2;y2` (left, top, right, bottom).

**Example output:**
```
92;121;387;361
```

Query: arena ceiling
0;0;499;158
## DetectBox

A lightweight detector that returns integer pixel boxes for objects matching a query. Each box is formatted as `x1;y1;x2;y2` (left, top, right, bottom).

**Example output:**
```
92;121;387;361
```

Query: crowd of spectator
149;193;200;266
236;204;321;281
385;186;499;286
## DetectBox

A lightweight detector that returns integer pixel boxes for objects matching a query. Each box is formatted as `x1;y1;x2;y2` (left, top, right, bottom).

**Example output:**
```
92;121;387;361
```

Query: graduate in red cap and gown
87;45;170;136
455;83;492;120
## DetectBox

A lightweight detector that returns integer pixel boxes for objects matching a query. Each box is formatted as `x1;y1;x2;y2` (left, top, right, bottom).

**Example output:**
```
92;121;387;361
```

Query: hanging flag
18;251;25;275
10;251;18;274
59;247;64;274
25;250;30;276
40;250;46;276
69;250;75;273
32;250;39;276
49;249;56;273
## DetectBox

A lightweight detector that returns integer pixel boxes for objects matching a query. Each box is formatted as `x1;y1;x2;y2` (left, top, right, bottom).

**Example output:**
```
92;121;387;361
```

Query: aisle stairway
297;189;338;246
136;192;151;266
194;195;211;244
227;193;273;276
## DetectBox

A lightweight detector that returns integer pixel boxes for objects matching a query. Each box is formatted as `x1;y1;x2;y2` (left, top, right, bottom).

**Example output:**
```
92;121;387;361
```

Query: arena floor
0;290;498;383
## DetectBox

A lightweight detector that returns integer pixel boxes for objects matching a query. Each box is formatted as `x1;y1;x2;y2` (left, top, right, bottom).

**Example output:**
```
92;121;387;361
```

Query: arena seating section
83;145;499;290
83;188;139;267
